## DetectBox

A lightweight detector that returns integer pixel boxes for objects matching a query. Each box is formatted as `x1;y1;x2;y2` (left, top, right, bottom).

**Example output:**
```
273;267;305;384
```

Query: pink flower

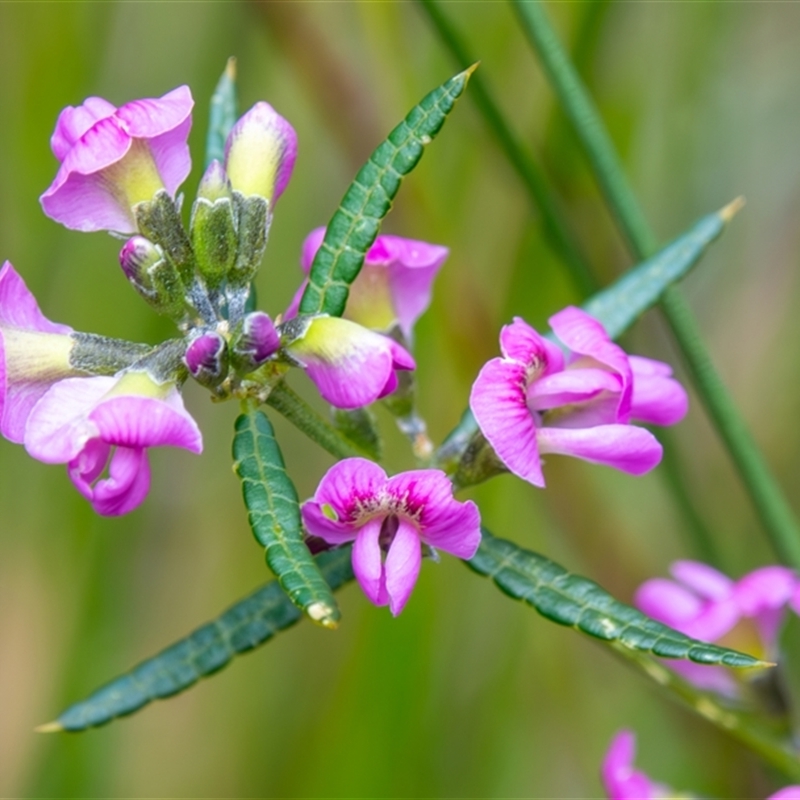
282;315;415;409
224;101;297;204
602;730;800;800
602;731;671;800
40;86;194;233
24;371;202;516
287;229;449;339
469;308;688;487
636;561;799;695
301;458;481;615
0;262;76;444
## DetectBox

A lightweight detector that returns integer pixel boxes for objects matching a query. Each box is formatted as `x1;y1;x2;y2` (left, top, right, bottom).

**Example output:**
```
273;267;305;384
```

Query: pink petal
499;317;564;373
670;660;740;697
89;392;202;452
283;280;307;321
352;518;388;607
40;117;136;233
735;566;797;614
527;368;621;412
0;262;73;334
300;501;357;545
601;730;660;800
381;236;448;340
470;357;544;487
536;424;662;475
629;356;688;426
24;376;115;463
50;97;117;161
549;307;632;422
311;457;388;523
770;788;800;800
680;597;740;642
634;578;704;632
0;262;74;442
384;519;422;616
670;561;733;601
115;86;194;139
146;115;193;197
385;469;482;558
300;227;327;272
69;445;151;517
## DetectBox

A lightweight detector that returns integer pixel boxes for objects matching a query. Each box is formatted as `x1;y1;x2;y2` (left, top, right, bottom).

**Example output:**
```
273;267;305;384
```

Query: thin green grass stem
416;0;597;297
511;0;800;569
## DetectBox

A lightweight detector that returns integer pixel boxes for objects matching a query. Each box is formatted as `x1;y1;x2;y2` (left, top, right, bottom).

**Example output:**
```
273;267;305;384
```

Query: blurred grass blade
205;56;238;168
233;408;340;628
469;529;767;667
40;547;354;733
416;0;597;297
298;65;475;318
581;200;741;341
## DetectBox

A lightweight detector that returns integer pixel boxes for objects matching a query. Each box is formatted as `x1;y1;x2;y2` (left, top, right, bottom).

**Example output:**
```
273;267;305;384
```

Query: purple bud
119;236;161;284
185;331;228;386
232;311;280;371
197;159;232;202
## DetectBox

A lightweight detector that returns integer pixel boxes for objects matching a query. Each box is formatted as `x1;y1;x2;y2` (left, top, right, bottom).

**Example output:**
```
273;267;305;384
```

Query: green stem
512;0;800;570
611;644;800;780
265;381;368;460
416;0;597;298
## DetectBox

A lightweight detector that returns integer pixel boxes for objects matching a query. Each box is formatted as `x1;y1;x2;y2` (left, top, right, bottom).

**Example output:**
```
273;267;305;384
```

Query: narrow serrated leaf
468;528;767;668
233;408;340;628
205;57;238;168
582;199;741;341
43;547;354;732
298;65;475;317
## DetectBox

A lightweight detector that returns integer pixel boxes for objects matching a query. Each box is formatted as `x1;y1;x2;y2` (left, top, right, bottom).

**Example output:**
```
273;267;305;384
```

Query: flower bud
119;236;184;317
224;102;297;204
184;331;228;388
231;311;279;373
190;161;238;289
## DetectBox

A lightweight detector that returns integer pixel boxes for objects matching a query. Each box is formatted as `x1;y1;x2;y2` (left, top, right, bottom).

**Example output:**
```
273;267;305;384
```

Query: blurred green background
1;1;800;796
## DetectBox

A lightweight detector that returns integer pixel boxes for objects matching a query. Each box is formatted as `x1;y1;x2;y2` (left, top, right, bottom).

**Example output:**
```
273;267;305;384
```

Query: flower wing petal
536;424;662;475
471;357;544;487
499;317;564;373
629;356;688;426
384;518;422;616
670;560;733;600
312;457;388;522
352;518;388;607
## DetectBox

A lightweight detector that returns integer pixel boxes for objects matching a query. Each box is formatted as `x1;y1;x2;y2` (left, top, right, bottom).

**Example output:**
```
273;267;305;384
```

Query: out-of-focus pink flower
40;86;194;233
469;308;687;487
0;261;76;444
636;561;799;695
301;458;481;615
287;229;449;340
224;101;297;204
24;371;202;516
282;315;415;409
602;731;671;800
602;730;800;800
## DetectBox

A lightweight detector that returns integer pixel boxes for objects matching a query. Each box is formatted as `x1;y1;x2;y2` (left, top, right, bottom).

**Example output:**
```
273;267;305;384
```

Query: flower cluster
4;78;691;619
636;560;800;695
602;730;800;800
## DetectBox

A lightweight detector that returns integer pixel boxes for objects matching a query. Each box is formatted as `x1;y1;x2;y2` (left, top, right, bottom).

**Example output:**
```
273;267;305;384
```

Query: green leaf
581;199;743;341
205;57;238;169
298;65;476;317
40;547;354;732
232;408;340;628
468;528;767;667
